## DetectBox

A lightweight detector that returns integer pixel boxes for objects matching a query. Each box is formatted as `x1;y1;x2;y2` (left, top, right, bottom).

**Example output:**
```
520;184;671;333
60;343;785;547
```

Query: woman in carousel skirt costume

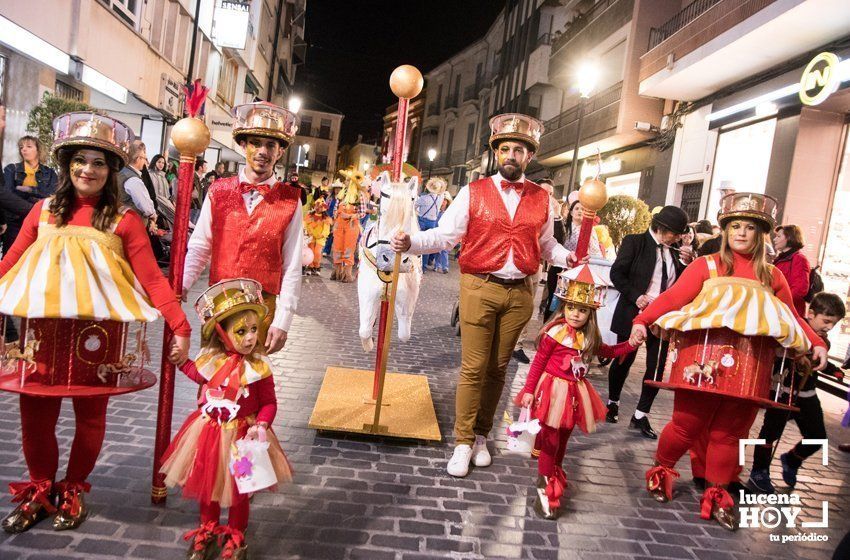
0;112;191;533
630;192;827;530
161;278;292;560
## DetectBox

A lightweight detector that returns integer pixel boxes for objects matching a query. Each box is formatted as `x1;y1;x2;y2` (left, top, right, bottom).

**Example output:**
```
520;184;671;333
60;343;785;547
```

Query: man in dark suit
607;206;689;438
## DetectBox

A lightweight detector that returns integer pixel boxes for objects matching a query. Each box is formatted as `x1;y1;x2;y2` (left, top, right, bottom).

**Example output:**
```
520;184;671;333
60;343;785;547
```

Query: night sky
299;0;506;145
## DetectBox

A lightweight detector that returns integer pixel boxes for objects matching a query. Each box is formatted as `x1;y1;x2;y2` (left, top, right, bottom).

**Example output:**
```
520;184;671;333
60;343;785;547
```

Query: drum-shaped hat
232;102;299;148
52;112;134;167
195;278;268;341
555;264;609;309
717;192;778;231
488;113;544;152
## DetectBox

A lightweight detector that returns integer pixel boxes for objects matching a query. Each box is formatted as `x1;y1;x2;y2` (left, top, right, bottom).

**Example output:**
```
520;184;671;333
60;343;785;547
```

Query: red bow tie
239;181;273;197
501;180;524;193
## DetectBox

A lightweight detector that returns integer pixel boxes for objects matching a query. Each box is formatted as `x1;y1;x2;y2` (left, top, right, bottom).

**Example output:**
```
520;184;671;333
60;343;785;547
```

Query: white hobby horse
357;171;422;352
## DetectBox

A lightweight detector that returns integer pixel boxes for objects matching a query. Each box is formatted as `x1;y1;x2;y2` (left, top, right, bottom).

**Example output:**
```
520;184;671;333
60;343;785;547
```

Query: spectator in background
679;225;698;265
214;161;225;178
166;161;178;186
773;224;810;316
149;154;176;228
118;140;157;225
194;158;207;206
2;134;57;250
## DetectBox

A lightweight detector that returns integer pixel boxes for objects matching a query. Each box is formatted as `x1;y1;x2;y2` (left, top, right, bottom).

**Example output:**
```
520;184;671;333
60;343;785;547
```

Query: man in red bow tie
183;101;304;354
392;113;584;478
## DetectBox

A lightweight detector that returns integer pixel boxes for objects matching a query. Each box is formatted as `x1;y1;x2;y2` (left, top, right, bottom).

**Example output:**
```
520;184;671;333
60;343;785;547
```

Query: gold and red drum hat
488;113;544;152
52;111;134;166
717;192;779;231
232;101;299;148
195;278;268;341
555;264;609;309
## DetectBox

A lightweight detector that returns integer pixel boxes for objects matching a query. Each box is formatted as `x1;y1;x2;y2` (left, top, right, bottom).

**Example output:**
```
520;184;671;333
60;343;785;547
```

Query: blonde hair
719;219;773;287
538;301;602;362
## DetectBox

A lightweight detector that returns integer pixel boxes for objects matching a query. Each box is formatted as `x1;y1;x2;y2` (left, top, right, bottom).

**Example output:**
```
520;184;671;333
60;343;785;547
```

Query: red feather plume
183;79;209;118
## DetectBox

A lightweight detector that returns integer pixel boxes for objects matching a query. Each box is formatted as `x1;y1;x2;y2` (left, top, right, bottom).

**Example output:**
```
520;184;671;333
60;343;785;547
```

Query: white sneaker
447;444;473;477
471;435;492;467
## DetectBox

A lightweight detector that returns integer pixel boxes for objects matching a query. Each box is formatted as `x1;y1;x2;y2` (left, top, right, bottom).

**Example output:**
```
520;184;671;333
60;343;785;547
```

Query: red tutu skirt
160;410;293;507
530;373;607;433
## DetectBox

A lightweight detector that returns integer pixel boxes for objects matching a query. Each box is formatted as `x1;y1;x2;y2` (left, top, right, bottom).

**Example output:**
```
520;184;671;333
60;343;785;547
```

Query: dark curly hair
50;147;123;231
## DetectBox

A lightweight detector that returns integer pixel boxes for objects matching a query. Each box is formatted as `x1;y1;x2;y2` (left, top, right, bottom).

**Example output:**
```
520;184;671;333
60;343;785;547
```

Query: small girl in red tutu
162;279;292;560
515;265;637;520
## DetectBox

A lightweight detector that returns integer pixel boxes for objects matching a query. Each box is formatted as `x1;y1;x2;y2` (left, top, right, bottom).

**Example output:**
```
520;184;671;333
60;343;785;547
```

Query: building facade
0;0;306;169
338;137;380;176
638;0;850;355
285;107;342;185
381;92;424;171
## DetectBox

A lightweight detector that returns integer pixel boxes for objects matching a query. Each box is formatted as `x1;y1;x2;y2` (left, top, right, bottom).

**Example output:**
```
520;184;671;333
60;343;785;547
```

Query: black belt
471;273;527;286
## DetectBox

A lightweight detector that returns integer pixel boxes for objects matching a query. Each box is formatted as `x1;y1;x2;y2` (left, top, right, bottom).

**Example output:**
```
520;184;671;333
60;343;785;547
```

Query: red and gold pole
151;116;210;504
571;176;608;264
370;65;423;424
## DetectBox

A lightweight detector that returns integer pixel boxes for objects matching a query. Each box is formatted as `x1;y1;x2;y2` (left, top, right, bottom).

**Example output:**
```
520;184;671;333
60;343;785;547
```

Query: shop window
706;119;777;222
820;125;850;359
605;171;641;199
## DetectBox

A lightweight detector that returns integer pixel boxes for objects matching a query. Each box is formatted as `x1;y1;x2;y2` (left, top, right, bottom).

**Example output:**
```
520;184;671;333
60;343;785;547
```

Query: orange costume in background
331;168;364;282
304;198;332;274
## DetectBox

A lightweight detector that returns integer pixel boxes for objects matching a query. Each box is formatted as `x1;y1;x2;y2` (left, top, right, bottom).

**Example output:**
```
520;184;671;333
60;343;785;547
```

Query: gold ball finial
578;177;608;212
171;117;211;156
389;65;424;99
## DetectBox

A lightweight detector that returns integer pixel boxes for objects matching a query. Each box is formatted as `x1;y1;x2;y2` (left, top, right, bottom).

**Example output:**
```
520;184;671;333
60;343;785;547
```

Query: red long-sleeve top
519;322;636;397
180;359;277;424
0;196;191;336
773;250;810;316
634;252;824;348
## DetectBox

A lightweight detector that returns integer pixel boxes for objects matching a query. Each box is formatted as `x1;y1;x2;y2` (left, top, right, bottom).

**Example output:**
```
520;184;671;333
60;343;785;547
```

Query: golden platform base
308;367;441;441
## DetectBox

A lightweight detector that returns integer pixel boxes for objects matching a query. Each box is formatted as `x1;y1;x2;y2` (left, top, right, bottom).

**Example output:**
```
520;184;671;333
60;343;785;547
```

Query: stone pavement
0;263;848;560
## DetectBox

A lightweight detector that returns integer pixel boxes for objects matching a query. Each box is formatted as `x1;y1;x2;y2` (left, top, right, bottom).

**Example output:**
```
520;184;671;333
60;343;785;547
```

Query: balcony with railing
537;81;623;161
426;101;441;117
639;0;781;96
300;127;333;140
444;92;459;110
551;0;633;57
463;84;479;102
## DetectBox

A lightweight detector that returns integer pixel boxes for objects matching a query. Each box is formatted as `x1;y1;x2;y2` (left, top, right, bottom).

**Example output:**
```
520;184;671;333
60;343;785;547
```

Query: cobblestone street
0;263;848;559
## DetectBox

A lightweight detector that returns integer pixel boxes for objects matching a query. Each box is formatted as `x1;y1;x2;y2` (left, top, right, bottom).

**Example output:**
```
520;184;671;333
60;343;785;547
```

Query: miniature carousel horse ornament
357;171;422;352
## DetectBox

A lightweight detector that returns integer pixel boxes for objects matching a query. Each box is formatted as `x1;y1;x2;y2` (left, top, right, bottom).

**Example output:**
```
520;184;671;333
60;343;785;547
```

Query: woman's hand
811;345;828;371
630;324;647;347
169;335;190;365
246;423;267;441
520;393;534;408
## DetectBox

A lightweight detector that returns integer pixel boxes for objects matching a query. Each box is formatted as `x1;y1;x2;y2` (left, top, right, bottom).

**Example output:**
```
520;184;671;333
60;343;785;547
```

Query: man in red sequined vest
393;113;581;477
183;102;303;354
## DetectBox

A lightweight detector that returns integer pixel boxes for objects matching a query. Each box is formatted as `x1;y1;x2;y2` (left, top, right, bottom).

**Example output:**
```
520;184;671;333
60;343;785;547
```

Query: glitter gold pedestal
308;367;441;441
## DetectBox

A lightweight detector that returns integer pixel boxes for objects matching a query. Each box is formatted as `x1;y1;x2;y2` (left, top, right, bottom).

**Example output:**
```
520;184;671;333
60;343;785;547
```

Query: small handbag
229;430;277;494
504;406;541;457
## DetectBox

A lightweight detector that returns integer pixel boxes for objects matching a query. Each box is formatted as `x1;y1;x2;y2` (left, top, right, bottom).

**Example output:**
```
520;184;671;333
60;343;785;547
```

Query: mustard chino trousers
456;273;534;446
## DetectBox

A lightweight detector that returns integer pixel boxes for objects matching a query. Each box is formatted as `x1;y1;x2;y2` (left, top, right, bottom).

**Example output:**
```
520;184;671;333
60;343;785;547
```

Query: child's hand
246;423;267;441
520;393;534;408
169;335;190;365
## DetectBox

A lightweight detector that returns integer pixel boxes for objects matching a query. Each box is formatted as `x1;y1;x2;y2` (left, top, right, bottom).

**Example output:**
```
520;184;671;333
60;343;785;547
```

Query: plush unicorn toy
357;171;422;352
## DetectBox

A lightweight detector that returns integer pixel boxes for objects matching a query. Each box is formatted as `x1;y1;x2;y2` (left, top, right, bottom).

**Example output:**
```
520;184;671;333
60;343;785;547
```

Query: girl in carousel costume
330;168;364;283
630;192;827;531
303;197;332;276
514;265;638;520
161;278;292;560
0;112;191;533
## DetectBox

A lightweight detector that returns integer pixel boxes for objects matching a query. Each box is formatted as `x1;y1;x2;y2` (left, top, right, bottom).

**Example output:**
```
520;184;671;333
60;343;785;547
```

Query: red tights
656;391;758;485
200;498;249;532
537;425;572;476
20;394;109;484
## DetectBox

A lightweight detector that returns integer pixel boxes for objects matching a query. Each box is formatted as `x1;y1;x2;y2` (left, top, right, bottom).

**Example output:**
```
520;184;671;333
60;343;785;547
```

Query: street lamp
295;142;310;175
566;62;599;194
427;148;437;180
288;95;302;114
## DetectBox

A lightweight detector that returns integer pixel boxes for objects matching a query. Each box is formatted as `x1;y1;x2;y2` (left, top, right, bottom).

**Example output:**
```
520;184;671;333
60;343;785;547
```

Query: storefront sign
799;52;841;106
212;0;251;50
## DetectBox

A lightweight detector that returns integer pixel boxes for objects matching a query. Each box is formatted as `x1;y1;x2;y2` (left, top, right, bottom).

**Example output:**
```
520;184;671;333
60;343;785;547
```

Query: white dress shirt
123;167;157;218
183;169;304;332
645;228;677;300
408;172;572;279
